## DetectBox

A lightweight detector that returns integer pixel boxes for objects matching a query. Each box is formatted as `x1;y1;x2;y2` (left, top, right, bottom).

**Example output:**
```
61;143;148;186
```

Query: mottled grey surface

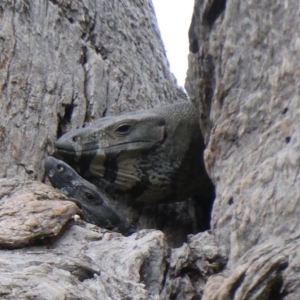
4;0;298;298
0;0;210;298
0;179;78;248
186;0;300;298
0;0;202;250
0;180;167;299
0;0;185;181
0;179;221;299
0;179;219;299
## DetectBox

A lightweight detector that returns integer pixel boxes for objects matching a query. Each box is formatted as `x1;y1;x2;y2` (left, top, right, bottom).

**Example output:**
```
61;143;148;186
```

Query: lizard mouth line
57;141;162;155
57;148;99;155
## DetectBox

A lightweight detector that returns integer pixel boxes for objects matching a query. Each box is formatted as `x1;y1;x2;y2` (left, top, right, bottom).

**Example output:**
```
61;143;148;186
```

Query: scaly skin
44;156;134;236
55;102;214;204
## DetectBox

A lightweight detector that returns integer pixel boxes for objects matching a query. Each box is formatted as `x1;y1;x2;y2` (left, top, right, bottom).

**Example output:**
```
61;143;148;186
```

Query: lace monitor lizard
55;102;214;206
44;156;134;235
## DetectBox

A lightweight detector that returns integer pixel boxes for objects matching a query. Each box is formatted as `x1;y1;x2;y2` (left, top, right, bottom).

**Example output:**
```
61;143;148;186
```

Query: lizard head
53;103;207;203
55;113;166;189
44;156;135;235
55;113;166;158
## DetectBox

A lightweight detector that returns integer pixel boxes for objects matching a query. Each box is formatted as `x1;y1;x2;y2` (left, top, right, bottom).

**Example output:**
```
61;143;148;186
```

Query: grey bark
0;0;201;248
4;0;297;298
186;0;300;298
0;176;216;299
0;0;209;299
0;181;167;299
0;0;185;180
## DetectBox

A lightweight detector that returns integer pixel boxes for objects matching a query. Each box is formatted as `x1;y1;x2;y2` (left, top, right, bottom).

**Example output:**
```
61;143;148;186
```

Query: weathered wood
0;179;78;248
0;0;204;249
0;0;208;298
186;0;300;298
0;0;185;181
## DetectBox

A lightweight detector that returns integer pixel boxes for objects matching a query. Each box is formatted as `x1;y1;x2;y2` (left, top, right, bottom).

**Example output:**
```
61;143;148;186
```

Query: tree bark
0;0;185;180
186;0;300;298
4;0;295;298
0;0;203;249
0;0;194;298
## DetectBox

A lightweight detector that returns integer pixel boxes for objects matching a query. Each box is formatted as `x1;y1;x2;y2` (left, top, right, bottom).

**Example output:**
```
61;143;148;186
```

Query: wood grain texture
186;0;300;298
0;0;185;181
0;1;202;298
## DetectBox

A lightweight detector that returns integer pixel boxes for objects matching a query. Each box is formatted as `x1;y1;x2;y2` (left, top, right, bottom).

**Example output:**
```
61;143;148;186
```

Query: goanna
55;102;214;204
45;156;134;235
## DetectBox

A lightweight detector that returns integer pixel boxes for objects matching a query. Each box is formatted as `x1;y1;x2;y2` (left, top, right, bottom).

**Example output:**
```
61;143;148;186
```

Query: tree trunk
0;0;192;298
186;0;300;298
3;0;295;298
0;0;203;249
0;0;185;180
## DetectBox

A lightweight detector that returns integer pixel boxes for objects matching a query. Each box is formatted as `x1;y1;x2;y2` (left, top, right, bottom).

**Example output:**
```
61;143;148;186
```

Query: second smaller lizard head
44;156;135;236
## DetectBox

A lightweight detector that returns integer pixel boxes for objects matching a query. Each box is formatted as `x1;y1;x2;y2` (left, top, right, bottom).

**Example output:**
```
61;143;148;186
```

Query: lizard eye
116;124;131;134
57;164;64;172
72;136;80;142
83;188;103;205
85;192;95;200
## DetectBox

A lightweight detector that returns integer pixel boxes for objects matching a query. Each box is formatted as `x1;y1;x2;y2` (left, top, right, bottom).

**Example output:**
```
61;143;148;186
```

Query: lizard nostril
72;136;79;142
57;164;64;172
48;169;55;178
